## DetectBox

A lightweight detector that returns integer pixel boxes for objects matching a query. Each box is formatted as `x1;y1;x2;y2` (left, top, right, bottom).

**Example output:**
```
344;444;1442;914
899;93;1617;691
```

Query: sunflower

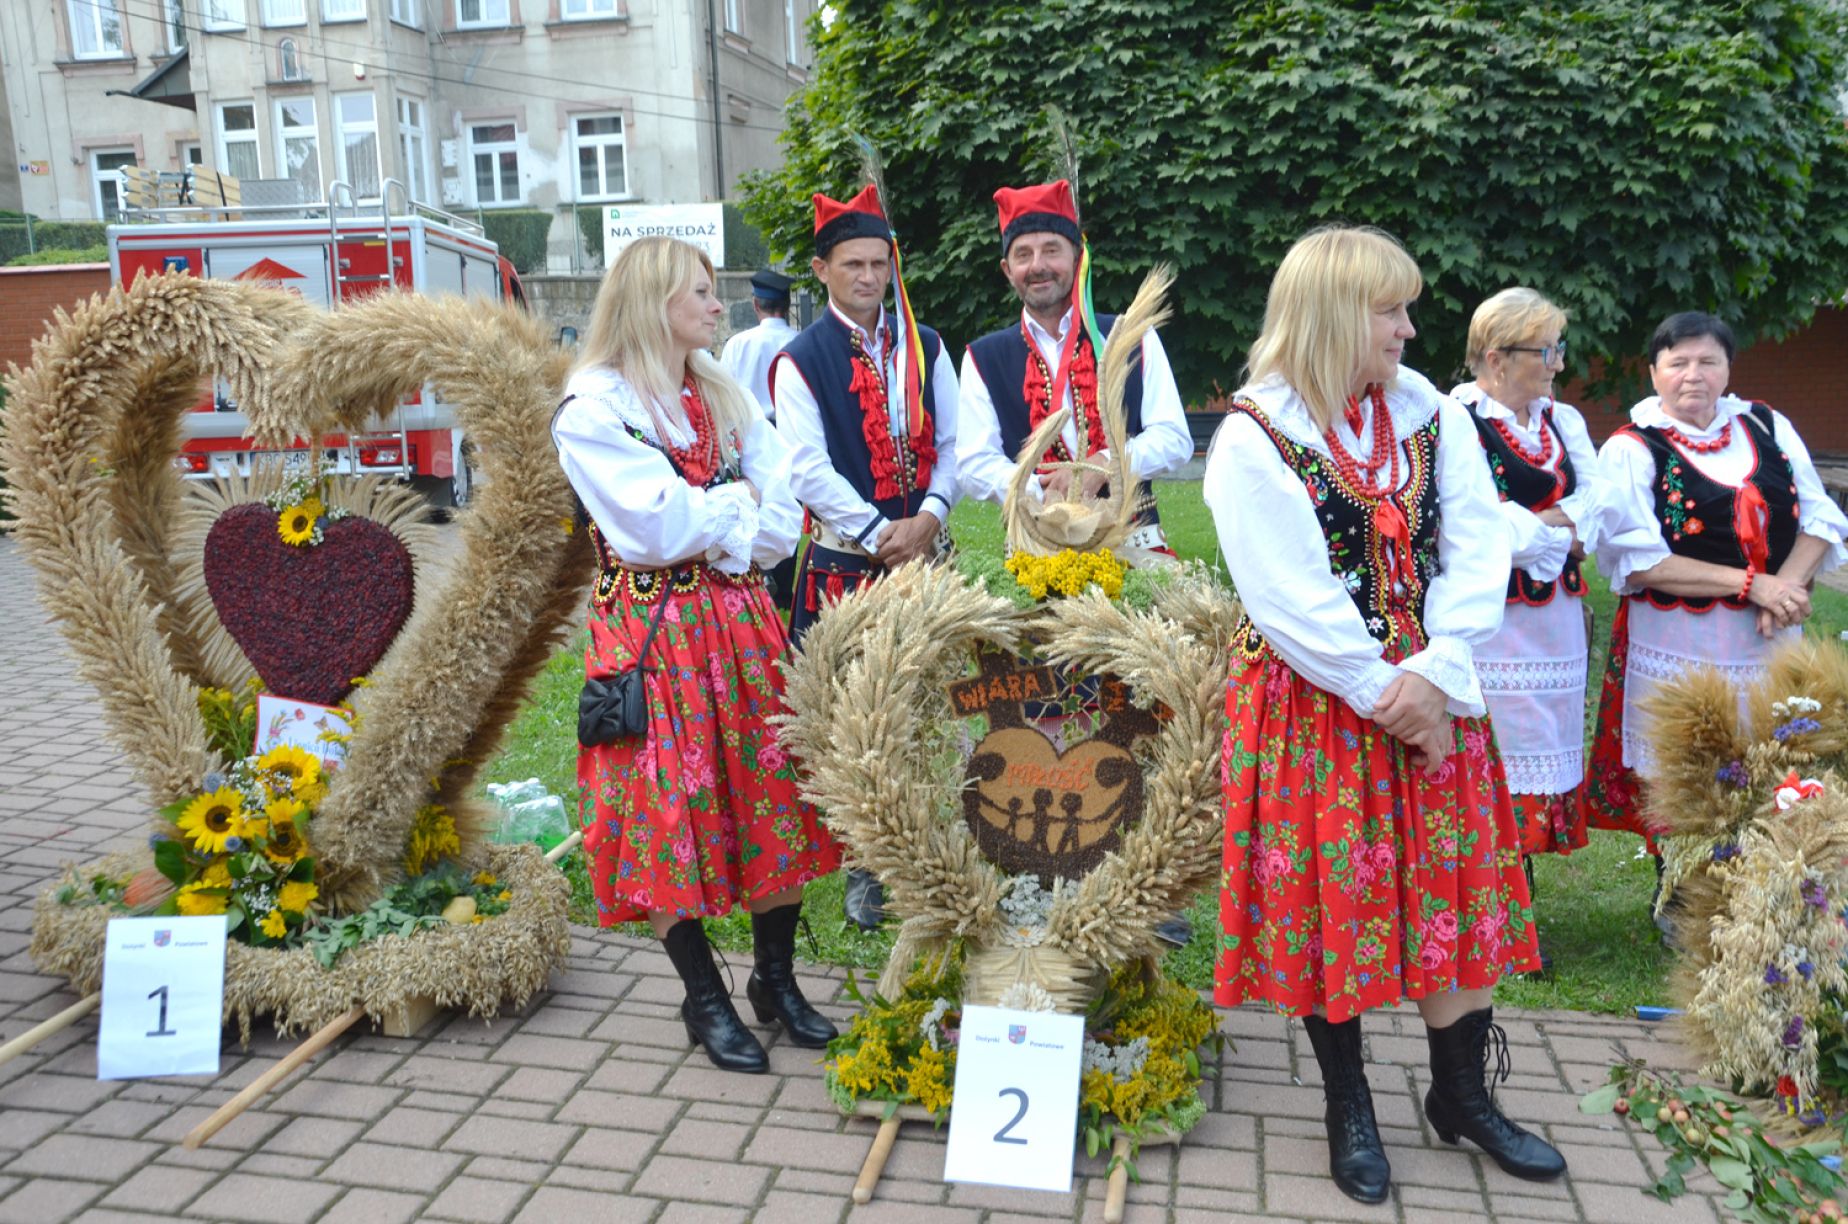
265;818;309;864
176;886;227;917
257;745;321;796
259;908;288;939
277;880;318;913
176;788;248;855
277;502;318;547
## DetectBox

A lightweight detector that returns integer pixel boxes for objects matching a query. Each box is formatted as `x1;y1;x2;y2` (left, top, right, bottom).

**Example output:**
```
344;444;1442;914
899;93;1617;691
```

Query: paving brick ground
0;536;1734;1223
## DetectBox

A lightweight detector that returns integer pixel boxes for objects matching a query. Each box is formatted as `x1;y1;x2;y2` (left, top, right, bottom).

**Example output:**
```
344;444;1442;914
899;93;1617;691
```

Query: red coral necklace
1326;384;1398;498
668;377;718;486
1660;418;1733;455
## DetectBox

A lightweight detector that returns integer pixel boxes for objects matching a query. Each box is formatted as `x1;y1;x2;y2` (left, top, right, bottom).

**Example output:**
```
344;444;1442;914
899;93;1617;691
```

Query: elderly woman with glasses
1588;311;1848;859
1449;289;1601;971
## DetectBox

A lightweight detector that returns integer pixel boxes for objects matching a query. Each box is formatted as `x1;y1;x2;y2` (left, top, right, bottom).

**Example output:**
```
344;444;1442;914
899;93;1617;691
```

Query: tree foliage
742;0;1848;405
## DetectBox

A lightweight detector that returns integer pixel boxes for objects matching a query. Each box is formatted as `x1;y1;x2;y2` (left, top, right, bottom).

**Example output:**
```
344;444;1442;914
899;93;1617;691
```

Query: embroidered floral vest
1230;398;1443;665
1470;408;1585;607
1614;403;1799;612
584;417;748;607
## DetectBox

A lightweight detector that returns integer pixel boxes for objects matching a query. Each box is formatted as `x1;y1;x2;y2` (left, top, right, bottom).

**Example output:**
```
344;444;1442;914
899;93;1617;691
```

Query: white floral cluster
1082;1034;1150;1082
919;997;953;1051
998;874;1062;947
1772;696;1823;719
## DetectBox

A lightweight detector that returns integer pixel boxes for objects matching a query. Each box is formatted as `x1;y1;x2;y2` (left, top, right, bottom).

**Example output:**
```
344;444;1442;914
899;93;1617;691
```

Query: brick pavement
0;535;1733;1223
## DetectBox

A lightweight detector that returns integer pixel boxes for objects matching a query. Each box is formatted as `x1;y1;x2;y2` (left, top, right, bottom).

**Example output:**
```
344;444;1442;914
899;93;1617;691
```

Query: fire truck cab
108;178;525;507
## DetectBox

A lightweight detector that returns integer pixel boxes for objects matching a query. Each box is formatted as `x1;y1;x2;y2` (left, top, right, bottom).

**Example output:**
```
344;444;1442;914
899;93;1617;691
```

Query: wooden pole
0;992;99;1067
543;829;583;865
1102;1134;1133;1224
852;1116;902;1205
182;1004;364;1149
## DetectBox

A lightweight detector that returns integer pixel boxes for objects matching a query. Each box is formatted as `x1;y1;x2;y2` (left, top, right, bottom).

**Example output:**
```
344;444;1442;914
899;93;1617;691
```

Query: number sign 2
942;1005;1084;1192
97;916;228;1080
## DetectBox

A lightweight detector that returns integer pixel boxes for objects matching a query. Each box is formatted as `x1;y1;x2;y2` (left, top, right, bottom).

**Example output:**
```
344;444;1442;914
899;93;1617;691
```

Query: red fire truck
108;179;527;507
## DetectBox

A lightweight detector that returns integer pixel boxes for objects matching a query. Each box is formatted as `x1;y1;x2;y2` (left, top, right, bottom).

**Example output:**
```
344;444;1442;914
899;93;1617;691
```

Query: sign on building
604;203;726;268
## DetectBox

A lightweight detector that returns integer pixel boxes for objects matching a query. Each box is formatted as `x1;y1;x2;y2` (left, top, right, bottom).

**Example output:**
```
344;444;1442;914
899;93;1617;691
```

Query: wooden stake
182;1004;364;1149
0;992;99;1067
1102;1134;1132;1224
852;1116;901;1205
543;829;583;864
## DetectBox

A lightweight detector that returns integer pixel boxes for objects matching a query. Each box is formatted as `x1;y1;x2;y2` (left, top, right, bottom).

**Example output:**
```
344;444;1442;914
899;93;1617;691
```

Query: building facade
0;0;813;263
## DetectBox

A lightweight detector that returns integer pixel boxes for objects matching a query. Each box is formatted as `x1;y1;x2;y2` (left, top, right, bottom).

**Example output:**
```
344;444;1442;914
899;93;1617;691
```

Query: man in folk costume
771;184;961;930
958;179;1192;561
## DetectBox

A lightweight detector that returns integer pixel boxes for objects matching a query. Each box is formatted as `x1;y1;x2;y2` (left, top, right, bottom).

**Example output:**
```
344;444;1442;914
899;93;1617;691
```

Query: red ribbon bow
1734;482;1770;575
1374;501;1419;591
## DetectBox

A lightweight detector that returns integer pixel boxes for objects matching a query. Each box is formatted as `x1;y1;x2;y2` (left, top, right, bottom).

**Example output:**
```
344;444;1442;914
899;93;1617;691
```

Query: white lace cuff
702;484;759;575
1398;635;1485;718
1608;540;1672;594
1342;658;1403;720
1521;526;1572;585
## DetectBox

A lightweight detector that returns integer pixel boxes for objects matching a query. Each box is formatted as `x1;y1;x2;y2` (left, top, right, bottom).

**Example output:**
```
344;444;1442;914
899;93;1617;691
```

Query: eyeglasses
1502;340;1568;363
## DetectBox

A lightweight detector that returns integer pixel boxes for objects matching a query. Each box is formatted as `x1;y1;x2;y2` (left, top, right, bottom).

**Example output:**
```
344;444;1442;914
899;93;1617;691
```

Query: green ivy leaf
1579;1083;1620;1114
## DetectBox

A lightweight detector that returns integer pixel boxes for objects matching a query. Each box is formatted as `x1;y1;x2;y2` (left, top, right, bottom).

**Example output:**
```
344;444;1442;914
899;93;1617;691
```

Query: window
277;36;305;80
202;0;244;30
396;96;429;202
468;122;520;205
785;0;799;62
573;114;625;200
260;0;304;25
334;92;380;199
91;149;136;220
321;0;365;19
723;0;740;34
68;0;126;58
274;96;321;201
183;143;204;166
164;0;187;51
388;0;419;25
561;0;617;18
216;101;261;179
455;0;507;28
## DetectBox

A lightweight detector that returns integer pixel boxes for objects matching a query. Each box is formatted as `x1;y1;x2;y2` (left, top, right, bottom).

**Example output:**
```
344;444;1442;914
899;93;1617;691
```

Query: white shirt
956;306;1193;505
1450;382;1604;583
552;365;802;574
1204;369;1510;719
719;315;797;420
771;301;961;550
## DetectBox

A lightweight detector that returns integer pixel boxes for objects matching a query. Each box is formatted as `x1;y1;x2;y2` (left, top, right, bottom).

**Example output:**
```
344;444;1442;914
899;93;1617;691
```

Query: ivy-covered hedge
477;209;553;274
0;219;108;266
7;246;108;267
743;0;1848;401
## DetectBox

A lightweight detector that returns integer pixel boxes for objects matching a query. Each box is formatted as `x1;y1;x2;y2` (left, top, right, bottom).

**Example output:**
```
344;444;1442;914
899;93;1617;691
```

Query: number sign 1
941;1004;1085;1192
97;916;228;1080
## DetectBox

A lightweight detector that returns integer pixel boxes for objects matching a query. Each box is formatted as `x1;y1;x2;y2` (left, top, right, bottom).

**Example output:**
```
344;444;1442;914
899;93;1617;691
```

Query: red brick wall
0;264;112;376
1570;306;1848;455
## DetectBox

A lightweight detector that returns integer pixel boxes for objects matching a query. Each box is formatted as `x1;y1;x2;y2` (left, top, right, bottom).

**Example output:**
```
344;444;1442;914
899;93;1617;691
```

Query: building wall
0;262;111;372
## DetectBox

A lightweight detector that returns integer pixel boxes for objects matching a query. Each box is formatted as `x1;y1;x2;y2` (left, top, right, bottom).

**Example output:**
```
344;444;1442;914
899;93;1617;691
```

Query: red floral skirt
1584;598;1655;852
1216;654;1540;1022
577;563;841;925
1511;789;1588;857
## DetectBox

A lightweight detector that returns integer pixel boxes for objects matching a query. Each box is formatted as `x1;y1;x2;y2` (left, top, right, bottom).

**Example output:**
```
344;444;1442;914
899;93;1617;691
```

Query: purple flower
1716;760;1750;788
1783;1016;1806;1048
1800;1107;1828;1128
1798;961;1816;981
1712;842;1742;862
1766;964;1788;985
1802;879;1828;910
222;837;244;854
1774;717;1823;742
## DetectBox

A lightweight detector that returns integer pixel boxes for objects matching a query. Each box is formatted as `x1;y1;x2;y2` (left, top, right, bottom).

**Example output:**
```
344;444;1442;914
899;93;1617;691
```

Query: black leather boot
746;903;838;1048
662;919;768;1073
1301;1014;1390;1204
1424;1008;1566;1180
843;867;886;930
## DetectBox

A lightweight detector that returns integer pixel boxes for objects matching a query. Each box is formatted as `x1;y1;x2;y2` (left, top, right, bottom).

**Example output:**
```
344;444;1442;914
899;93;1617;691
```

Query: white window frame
183;142;204;167
723;0;741;34
468;121;521;207
68;0;127;59
455;0;508;28
785;0;799;62
163;0;188;52
572;113;626;202
260;0;305;26
91;148;136;220
388;0;420;26
202;0;245;30
396;96;430;203
561;0;617;18
334;92;381;200
321;0;365;20
274;96;322;202
215;100;261;180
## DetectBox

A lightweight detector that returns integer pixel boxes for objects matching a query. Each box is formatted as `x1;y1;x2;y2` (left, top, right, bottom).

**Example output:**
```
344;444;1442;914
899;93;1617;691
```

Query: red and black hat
994;179;1080;256
813;185;890;257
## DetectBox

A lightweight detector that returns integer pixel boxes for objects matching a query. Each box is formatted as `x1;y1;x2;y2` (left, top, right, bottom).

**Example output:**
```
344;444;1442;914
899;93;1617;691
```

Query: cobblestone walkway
0;536;1732;1223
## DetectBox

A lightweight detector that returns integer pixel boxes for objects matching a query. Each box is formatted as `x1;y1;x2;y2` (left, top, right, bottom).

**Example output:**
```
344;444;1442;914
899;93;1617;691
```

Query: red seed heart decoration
203;501;414;706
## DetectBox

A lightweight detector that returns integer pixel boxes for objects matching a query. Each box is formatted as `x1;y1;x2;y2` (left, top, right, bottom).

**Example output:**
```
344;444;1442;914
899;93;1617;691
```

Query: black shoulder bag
577;590;673;747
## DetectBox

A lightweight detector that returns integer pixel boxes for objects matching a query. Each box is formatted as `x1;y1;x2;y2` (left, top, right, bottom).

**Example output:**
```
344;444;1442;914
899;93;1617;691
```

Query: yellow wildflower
472;871;498;887
277;880;319;913
259;908;288;938
176;888;227;916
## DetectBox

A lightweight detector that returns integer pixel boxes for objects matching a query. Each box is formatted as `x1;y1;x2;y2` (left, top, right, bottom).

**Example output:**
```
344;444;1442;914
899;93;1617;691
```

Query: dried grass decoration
1643;637;1848;1128
0;273;593;1035
781;268;1238;1158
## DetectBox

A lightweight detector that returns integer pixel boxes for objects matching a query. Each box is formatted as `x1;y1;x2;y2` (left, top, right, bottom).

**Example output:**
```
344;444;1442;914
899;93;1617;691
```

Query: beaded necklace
1660;418;1733;455
668;376;719;487
1490;409;1555;468
1325;384;1397;498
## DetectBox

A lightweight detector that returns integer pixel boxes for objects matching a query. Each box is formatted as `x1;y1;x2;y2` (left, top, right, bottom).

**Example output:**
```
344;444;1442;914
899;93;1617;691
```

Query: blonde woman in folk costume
1205;227;1565;1204
552;237;842;1076
1450;288;1604;972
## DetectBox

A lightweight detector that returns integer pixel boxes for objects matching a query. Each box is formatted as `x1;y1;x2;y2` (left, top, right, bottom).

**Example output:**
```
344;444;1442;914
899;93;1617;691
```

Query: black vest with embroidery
584;415;745;607
1229;399;1443;664
772;308;942;523
1470;407;1586;607
1616;402;1799;612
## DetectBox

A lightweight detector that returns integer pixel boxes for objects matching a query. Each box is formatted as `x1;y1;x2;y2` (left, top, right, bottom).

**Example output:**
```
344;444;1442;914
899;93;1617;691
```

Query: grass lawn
483;482;1848;1014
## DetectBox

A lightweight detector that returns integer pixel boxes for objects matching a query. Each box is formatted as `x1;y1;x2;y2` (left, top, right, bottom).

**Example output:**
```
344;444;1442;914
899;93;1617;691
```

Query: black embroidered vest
1229;399;1443;664
772;308;942;523
1470;407;1585;607
1616;403;1799;612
